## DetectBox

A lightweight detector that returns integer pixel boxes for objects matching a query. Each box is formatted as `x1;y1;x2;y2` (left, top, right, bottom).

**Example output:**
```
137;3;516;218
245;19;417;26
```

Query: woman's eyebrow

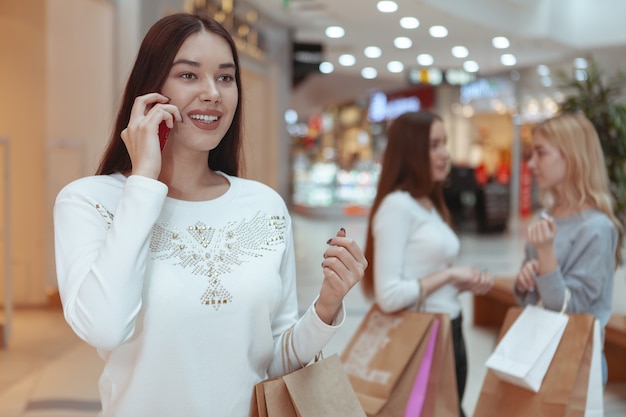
172;59;235;69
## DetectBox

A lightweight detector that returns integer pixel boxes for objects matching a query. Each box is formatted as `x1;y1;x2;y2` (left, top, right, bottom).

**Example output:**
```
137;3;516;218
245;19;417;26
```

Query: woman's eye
181;72;196;80
218;74;235;82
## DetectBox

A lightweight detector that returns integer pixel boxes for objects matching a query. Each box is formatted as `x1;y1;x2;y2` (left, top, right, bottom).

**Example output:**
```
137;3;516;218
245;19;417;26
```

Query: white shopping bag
485;304;569;392
585;319;603;417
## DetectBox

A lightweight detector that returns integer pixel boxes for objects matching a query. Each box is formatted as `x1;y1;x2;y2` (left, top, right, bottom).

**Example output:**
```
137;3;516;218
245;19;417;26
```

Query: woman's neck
159;156;230;201
550;200;592;218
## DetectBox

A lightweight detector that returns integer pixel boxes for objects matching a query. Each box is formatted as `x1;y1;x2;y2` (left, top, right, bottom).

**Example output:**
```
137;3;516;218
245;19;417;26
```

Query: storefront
289;85;436;216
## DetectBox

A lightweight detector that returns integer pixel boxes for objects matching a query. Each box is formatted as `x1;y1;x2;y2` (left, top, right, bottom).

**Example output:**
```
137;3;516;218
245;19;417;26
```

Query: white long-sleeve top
372;191;462;318
53;172;342;417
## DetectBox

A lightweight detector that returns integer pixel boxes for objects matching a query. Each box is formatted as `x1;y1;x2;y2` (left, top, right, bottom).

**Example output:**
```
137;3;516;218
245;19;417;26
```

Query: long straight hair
533;112;623;263
96;13;244;176
362;111;451;299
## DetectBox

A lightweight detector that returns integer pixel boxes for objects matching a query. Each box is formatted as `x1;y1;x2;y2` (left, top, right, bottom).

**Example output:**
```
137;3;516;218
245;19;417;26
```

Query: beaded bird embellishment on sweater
150;212;286;309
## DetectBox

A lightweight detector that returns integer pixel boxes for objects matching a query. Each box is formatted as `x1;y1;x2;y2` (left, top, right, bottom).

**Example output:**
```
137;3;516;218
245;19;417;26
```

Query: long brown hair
362;111;451;299
96;13;244;176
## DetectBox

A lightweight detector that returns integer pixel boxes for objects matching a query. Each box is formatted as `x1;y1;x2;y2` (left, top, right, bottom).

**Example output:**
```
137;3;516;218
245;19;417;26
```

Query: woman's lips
188;112;222;131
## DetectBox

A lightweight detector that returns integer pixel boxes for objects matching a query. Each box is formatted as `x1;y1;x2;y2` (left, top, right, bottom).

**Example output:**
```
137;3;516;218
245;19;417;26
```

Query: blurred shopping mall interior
2;0;626;415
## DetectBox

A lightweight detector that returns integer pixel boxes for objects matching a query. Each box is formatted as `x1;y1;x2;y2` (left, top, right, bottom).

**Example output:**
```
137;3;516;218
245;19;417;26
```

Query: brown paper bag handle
537;287;571;314
416;280;427;312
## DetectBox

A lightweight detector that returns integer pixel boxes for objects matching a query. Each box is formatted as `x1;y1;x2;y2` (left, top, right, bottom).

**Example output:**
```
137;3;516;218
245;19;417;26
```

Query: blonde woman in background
514;112;623;386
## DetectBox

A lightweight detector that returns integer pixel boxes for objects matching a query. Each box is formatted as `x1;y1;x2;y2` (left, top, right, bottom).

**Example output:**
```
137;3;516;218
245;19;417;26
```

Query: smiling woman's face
160;30;238;152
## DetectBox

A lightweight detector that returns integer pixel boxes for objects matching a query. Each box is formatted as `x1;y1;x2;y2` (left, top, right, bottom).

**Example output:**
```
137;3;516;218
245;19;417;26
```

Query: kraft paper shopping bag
250;323;366;417
341;304;458;417
403;319;439;417
474;307;595;417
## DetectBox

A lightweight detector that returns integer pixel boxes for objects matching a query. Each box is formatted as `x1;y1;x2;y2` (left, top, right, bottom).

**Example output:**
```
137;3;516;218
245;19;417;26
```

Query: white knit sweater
372;190;462;318
54;172;342;417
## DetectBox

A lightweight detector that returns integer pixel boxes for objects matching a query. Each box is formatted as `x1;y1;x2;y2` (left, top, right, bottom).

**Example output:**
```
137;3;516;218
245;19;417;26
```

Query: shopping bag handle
539;287;571;314
283;324;323;371
559;288;571;315
416;280;427;312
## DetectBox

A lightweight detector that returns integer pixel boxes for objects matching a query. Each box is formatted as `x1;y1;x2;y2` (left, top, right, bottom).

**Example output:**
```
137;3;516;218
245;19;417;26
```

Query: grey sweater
514;209;618;329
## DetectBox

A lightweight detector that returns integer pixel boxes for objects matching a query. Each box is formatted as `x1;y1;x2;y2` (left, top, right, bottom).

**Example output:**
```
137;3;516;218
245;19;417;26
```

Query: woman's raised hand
316;228;368;325
515;259;539;293
120;93;182;178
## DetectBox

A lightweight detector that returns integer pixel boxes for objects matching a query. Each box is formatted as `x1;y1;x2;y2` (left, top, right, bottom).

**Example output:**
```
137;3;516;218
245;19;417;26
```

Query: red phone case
158;122;171;151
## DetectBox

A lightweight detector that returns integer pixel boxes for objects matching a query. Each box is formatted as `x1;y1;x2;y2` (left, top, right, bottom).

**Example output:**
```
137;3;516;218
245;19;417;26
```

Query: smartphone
158;121;171;151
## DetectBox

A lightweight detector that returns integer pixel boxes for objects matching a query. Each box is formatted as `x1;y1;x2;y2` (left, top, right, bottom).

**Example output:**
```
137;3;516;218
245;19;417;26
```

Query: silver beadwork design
94;203;114;228
150;212;286;310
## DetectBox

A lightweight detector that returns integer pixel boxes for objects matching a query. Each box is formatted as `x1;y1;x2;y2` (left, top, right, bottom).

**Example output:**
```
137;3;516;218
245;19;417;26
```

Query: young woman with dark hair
363;110;493;417
53;13;367;416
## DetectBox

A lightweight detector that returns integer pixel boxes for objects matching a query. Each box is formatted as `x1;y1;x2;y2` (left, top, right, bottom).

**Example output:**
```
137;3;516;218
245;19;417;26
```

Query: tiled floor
1;212;625;416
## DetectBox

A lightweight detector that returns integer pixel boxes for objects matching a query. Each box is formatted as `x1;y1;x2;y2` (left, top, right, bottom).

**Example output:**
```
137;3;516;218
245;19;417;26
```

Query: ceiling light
429;26;448;38
325;26;345;39
537;65;550;76
574;57;588;69
501;54;517;66
377;1;398;13
387;61;404;73
362;67;378;79
463;60;479;72
364;46;382;58
338;54;356;66
417;54;434;66
319;62;334;74
400;17;419;29
452;46;468;58
284;109;298;125
492;36;510;49
394;36;412;49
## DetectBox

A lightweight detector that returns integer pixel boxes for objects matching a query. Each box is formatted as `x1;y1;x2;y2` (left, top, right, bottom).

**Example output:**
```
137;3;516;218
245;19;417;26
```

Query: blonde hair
533;112;623;261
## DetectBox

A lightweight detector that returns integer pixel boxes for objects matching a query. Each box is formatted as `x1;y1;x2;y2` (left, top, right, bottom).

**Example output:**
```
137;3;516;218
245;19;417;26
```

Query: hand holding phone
158;121;171;151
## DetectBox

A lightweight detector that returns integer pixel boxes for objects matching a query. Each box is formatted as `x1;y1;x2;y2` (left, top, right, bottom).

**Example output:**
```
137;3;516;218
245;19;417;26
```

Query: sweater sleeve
372;194;420;313
53;175;168;350
534;221;617;322
264;210;343;377
513;243;540;306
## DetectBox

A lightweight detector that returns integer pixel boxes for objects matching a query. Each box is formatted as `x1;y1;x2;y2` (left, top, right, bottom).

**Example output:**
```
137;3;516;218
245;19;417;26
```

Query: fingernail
340;227;346;233
163;95;171;101
326;238;332;244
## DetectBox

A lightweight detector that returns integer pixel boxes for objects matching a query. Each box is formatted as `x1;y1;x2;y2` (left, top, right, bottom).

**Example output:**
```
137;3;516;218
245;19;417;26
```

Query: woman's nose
200;79;221;102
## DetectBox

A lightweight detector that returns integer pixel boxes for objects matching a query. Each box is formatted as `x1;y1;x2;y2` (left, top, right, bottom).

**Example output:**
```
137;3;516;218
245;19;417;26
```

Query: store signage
460;78;514;104
367;91;420;123
185;0;266;59
407;68;474;86
293;43;323;68
406;67;442;85
292;42;323;86
445;69;476;85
